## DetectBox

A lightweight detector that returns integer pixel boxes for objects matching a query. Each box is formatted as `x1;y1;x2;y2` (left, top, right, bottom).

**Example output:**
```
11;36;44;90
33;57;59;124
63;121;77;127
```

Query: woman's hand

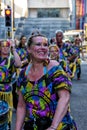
46;126;56;130
10;40;16;54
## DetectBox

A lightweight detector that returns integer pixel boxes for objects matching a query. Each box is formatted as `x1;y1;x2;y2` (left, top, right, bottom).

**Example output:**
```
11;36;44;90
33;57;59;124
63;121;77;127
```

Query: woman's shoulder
47;60;59;70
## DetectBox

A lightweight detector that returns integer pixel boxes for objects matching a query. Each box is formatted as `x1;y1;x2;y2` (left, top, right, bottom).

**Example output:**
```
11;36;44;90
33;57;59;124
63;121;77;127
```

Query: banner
76;0;85;17
76;0;85;29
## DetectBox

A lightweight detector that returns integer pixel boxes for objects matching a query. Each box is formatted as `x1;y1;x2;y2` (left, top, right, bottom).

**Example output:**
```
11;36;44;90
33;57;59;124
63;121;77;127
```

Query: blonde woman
49;44;59;61
15;31;77;130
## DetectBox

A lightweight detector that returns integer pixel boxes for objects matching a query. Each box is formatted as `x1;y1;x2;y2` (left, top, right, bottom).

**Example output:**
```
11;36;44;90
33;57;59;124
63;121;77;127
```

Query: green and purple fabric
16;47;28;61
17;64;77;129
0;55;15;92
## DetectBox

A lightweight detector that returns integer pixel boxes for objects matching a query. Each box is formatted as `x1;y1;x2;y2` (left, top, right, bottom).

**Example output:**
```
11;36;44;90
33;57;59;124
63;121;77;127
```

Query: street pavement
70;59;87;130
12;57;87;130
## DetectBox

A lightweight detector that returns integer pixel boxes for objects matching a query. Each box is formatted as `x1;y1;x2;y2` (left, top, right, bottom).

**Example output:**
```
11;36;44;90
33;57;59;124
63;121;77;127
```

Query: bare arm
47;89;70;130
10;41;22;67
15;91;26;130
67;54;77;62
21;59;28;67
12;48;22;67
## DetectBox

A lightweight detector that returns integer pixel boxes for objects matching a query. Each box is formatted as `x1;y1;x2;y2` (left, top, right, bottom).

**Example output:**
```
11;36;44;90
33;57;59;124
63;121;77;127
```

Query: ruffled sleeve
52;65;72;92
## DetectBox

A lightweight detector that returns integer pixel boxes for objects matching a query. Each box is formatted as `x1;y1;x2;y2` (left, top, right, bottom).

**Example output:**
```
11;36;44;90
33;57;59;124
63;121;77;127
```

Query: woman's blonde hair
49;44;59;51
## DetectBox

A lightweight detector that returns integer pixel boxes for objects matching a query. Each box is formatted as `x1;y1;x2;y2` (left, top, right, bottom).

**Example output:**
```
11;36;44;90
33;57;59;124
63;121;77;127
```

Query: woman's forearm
12;49;22;67
15;106;26;130
51;91;70;129
21;59;28;67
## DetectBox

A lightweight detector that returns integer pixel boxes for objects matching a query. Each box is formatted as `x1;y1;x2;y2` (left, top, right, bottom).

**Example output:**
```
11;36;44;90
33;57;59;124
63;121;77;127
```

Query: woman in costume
15;31;77;130
49;44;59;61
16;35;29;68
0;39;21;129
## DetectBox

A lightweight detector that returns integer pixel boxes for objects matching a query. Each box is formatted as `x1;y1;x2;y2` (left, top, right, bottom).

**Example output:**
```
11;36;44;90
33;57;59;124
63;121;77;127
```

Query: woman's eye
44;43;48;47
35;43;41;46
35;43;48;47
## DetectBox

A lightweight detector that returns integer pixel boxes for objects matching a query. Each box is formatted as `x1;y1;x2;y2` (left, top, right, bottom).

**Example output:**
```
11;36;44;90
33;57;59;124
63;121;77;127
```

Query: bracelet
50;126;56;130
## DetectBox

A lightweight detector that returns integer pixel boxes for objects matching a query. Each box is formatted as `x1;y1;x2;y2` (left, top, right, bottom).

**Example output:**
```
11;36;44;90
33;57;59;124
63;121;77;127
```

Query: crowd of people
0;29;84;130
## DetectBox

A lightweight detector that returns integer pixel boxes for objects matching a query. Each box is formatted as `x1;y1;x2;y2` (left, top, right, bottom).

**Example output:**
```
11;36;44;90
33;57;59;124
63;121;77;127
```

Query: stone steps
15;17;71;39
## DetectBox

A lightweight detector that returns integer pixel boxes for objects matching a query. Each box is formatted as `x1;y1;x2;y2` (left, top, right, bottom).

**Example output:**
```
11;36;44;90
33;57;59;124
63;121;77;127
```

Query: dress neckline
25;63;48;83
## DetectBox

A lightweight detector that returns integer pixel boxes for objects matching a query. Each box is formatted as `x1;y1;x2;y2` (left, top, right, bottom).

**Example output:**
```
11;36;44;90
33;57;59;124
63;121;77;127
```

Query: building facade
27;0;70;18
0;0;71;18
0;0;87;30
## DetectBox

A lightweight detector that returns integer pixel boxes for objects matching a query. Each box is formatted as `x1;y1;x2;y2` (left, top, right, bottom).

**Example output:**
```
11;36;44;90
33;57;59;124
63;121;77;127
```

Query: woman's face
28;36;48;61
75;38;81;46
56;32;63;46
49;46;59;60
0;42;10;56
21;37;26;45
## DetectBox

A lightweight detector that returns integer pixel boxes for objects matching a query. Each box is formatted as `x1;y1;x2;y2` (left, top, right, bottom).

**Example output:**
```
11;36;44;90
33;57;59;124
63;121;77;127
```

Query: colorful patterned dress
58;43;75;77
16;47;29;68
0;54;16;123
17;64;77;130
73;45;82;79
59;42;74;61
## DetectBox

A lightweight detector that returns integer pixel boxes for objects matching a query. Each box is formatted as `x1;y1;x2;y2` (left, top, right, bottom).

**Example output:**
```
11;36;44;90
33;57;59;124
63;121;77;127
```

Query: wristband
50;126;56;130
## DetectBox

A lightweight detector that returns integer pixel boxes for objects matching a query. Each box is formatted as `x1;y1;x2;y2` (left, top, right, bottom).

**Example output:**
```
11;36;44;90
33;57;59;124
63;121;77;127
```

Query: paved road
70;59;87;130
12;59;87;130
